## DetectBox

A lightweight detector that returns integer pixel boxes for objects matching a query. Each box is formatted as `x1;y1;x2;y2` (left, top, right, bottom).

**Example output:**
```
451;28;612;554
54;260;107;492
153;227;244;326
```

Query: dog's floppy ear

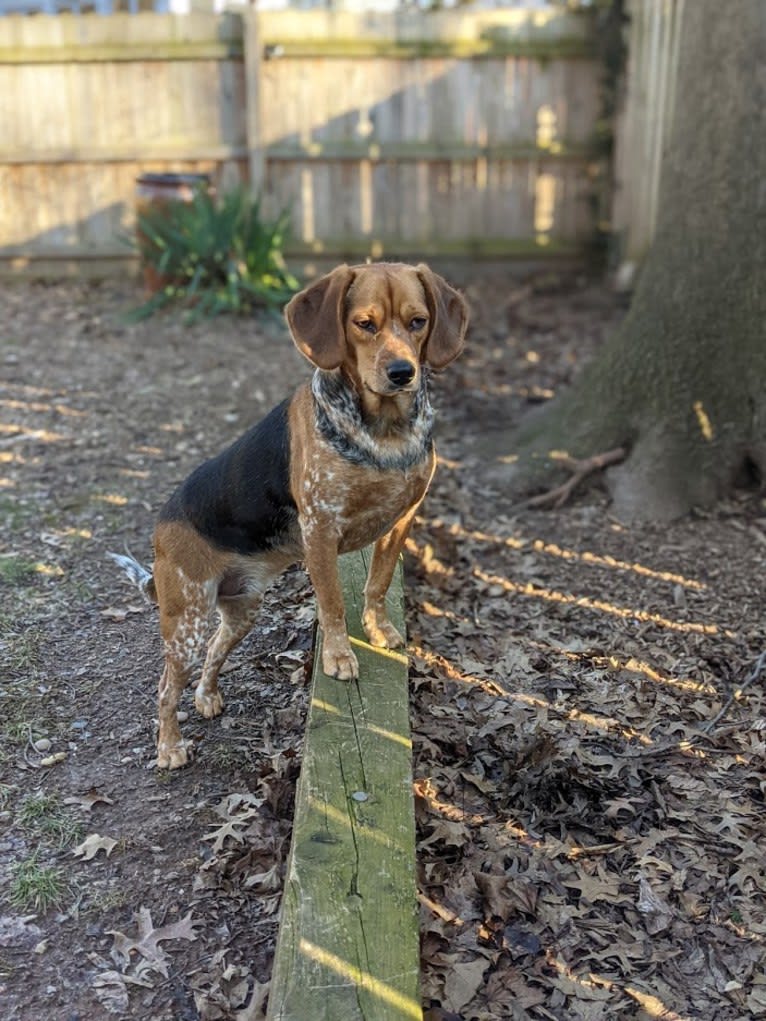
286;265;354;370
416;264;469;369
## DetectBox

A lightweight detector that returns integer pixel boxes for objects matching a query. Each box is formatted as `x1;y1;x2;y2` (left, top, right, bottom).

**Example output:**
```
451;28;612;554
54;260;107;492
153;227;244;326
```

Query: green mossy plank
268;550;421;1021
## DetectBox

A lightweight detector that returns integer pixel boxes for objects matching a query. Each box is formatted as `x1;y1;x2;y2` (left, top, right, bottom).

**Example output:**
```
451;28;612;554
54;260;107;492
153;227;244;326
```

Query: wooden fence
0;8;606;274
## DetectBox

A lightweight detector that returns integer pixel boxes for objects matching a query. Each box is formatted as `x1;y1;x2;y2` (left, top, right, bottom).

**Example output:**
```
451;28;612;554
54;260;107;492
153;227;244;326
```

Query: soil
0;276;764;1021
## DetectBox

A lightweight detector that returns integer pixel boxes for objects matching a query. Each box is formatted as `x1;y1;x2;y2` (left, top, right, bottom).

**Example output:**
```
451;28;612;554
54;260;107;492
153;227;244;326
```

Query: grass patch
7;629;42;671
0;496;34;532
18;792;82;850
88;885;129;914
9;855;68;913
0;556;37;586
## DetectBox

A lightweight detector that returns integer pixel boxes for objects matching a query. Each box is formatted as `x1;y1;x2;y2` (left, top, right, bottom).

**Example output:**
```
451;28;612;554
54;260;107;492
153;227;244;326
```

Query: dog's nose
386;360;416;388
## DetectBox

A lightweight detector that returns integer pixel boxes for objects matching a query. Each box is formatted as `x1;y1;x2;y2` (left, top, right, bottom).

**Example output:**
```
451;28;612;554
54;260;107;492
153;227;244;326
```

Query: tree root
524;447;627;509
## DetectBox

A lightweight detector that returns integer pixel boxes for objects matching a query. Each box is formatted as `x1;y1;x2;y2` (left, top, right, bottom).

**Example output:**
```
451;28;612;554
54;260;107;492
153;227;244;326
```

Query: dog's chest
300;460;429;552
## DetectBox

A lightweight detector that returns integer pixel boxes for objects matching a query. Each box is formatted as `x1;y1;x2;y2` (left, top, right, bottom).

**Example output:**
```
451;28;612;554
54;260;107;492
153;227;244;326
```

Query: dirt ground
0;275;764;1021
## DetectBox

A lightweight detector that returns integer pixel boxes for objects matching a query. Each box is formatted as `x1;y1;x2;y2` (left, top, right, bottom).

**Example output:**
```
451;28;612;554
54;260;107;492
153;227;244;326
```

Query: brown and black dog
112;262;468;768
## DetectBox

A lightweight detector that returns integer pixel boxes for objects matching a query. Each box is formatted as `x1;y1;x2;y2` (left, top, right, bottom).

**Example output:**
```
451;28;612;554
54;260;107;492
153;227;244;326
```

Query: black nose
386;360;416;388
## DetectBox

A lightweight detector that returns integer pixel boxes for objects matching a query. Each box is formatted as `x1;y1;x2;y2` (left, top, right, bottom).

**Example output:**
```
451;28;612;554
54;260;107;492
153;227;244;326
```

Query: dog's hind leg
194;597;262;720
155;573;217;769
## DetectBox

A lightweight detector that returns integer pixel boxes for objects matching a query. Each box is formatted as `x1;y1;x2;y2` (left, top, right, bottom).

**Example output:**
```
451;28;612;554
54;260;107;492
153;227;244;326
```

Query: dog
111;262;468;769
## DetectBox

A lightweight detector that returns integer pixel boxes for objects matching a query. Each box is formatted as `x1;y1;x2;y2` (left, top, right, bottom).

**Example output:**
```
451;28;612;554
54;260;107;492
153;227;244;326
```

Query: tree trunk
510;0;766;521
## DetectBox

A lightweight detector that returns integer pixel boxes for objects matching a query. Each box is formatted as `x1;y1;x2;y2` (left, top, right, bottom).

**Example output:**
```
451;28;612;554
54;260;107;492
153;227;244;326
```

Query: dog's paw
363;610;405;650
157;740;192;770
322;643;359;680
194;687;224;719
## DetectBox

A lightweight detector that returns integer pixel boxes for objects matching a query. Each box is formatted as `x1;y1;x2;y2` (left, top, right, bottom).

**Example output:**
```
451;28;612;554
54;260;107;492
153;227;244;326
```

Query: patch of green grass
18;792;82;849
0;556;38;586
0;705;52;747
7;629;42;671
88;885;129;914
2;719;33;745
0;496;34;532
9;854;67;913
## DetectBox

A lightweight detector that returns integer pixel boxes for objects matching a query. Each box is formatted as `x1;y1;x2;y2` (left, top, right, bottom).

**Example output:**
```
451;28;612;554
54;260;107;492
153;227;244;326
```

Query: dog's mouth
366;382;419;397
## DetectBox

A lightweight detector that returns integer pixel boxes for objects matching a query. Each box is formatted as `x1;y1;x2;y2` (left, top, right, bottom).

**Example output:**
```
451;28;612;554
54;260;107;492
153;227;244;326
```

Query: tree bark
510;0;766;521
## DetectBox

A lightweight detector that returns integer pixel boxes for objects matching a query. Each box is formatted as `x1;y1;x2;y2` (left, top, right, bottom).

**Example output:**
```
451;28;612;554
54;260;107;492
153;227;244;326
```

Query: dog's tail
108;550;157;604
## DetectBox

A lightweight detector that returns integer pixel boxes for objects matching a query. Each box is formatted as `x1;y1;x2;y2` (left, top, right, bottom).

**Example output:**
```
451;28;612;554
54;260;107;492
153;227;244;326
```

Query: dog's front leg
362;507;418;650
303;529;359;680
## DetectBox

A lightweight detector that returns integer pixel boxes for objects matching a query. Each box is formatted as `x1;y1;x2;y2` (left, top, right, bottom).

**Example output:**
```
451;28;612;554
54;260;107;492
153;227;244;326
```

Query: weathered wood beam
259;37;592;61
0;12;243;63
268;550;421;1021
265;141;592;163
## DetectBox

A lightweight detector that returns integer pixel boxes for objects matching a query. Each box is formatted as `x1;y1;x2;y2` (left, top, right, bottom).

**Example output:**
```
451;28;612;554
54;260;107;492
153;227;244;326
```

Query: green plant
132;186;300;321
9;855;67;913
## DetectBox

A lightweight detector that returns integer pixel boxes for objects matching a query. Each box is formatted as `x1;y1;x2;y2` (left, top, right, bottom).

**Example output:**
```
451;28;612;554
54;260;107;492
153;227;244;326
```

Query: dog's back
159;398;299;557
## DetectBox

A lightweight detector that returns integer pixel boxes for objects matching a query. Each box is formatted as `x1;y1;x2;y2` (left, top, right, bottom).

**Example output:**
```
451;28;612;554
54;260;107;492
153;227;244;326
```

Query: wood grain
268;550;421;1021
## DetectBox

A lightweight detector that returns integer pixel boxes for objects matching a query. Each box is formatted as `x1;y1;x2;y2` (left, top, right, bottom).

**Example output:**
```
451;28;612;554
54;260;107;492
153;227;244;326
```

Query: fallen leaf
73;833;118;861
108;907;200;980
442;956;490;1012
234;979;270;1021
65;790;115;812
636;876;673;935
474;872;538;918
91;970;129;1015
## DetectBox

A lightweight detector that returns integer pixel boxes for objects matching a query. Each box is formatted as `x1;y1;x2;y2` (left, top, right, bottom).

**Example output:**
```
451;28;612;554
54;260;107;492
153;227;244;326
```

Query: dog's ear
416;264;469;369
286;265;354;370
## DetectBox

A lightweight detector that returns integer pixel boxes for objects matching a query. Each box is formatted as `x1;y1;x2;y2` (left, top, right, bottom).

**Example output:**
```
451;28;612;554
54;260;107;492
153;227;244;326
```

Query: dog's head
285;262;468;397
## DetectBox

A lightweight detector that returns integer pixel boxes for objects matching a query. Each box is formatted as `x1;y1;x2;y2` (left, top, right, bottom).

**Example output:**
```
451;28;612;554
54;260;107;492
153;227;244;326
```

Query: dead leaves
108;907;200;980
87;908;201;1014
410;506;766;1020
204;792;265;853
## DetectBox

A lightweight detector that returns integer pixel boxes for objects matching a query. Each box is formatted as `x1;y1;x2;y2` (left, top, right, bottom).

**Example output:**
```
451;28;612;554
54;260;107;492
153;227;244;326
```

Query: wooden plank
0;11;244;63
257;38;593;60
268;551;421;1021
0;40;243;63
257;8;591;50
264;141;592;163
0;143;249;164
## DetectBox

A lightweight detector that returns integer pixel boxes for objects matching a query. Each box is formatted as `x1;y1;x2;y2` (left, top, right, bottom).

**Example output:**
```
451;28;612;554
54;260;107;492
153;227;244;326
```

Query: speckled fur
112;262;468;768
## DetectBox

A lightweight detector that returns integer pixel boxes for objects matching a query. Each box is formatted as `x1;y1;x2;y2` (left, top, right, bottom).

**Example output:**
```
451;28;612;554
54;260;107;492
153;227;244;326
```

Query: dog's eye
356;319;377;334
409;316;428;332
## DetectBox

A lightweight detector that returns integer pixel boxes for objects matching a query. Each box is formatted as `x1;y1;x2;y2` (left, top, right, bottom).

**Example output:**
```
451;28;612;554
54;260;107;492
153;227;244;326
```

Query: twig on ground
524;447;627;509
703;649;766;734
